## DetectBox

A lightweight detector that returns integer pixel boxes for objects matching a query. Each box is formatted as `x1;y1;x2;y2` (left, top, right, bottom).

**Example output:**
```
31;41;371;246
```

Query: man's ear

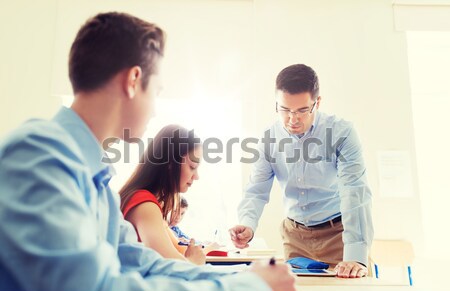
315;96;322;110
125;66;142;99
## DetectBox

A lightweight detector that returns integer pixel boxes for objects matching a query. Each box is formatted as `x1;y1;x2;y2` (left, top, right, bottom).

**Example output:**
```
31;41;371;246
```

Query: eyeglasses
276;101;317;117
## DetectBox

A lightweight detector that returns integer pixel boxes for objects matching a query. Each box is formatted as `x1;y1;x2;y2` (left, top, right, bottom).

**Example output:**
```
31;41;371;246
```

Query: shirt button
302;206;306;210
298;178;301;182
301;192;305;195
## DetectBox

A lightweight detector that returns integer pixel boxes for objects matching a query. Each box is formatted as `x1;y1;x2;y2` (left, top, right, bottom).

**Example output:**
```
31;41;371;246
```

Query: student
170;196;191;242
0;12;295;291
120;124;206;265
229;64;373;278
168;196;221;254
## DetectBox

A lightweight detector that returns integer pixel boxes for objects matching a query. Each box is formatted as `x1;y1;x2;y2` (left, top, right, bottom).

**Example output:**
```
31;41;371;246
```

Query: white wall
407;31;450;260
0;0;426;258
0;0;60;136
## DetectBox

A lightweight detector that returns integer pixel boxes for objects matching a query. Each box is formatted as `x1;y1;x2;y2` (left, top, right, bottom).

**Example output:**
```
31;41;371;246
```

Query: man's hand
334;261;368;278
249;260;296;291
229;225;254;249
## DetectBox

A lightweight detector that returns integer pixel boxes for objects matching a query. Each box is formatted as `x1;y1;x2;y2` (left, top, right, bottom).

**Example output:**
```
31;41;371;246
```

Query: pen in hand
178;241;205;248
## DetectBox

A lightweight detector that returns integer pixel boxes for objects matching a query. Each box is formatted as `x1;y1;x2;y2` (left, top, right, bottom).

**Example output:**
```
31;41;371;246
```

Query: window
108;97;243;243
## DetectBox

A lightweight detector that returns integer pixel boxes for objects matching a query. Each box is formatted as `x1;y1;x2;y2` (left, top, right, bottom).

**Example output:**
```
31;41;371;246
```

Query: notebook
291;268;336;277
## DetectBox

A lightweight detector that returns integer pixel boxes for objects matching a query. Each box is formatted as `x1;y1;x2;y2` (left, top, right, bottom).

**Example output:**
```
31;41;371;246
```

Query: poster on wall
377;150;414;198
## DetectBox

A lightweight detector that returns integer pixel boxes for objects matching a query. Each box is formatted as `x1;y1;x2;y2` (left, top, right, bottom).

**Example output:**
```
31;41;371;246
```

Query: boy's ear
124;66;142;99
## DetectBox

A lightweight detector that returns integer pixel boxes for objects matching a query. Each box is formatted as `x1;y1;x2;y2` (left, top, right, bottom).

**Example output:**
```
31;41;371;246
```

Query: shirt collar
278;112;320;140
310;111;320;135
52;107;114;179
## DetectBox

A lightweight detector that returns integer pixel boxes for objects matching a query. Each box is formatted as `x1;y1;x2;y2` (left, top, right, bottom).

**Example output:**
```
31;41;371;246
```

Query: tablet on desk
291;268;336;277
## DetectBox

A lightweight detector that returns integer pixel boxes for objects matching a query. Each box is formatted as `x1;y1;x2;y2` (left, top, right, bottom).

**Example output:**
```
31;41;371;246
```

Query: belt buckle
296;220;308;229
297;221;306;228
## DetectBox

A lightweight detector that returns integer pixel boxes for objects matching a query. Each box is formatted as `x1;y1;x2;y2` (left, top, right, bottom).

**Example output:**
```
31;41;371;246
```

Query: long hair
120;124;200;224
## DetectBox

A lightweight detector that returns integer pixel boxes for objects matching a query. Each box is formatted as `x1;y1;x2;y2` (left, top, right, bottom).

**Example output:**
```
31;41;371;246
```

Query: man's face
276;90;320;135
123;67;163;142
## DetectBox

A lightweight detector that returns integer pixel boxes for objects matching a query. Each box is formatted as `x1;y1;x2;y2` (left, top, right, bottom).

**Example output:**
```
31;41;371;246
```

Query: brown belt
288;216;341;228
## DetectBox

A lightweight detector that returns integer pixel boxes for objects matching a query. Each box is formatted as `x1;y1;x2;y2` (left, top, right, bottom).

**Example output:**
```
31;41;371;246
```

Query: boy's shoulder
0;118;81;160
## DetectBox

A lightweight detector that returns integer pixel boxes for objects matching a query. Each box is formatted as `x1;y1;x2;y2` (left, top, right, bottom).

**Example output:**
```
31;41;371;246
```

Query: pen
178;241;205;248
269;257;276;266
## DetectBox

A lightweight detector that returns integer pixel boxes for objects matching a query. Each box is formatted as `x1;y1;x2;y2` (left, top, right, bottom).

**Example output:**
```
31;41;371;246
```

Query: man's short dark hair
69;12;165;93
275;64;319;100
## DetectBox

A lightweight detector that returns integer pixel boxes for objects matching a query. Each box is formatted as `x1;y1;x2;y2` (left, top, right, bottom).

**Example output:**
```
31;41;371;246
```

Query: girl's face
179;146;202;193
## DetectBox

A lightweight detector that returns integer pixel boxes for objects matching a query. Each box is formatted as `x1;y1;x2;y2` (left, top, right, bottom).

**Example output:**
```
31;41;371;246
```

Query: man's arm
336;126;374;267
230;138;275;247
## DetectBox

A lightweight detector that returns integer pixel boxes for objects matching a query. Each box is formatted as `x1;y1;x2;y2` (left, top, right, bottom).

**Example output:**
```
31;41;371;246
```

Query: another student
0;12;295;291
168;197;221;255
170;196;191;242
120;125;205;265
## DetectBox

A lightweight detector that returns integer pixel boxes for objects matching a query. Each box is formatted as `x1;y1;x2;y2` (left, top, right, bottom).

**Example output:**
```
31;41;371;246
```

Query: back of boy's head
69;12;166;94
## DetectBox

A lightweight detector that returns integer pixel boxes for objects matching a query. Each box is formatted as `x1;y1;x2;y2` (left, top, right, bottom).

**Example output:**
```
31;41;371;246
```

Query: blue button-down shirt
0;107;269;291
238;111;374;265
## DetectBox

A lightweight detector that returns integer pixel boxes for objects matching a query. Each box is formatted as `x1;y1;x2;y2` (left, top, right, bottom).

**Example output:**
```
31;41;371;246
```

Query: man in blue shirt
230;64;374;278
0;12;295;291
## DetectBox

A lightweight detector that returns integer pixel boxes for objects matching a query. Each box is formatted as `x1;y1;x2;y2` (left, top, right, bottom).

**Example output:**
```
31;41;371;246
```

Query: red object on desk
206;250;228;256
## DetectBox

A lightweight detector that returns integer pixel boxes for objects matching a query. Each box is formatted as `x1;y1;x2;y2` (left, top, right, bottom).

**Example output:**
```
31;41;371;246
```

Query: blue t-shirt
170;226;190;240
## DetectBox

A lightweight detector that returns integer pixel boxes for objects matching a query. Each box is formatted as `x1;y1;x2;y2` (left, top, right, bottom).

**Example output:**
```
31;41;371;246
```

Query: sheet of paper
377;150;414;198
208;264;249;273
248;237;268;249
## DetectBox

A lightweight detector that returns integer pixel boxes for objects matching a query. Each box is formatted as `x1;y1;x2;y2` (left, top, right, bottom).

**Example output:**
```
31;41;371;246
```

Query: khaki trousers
280;217;344;268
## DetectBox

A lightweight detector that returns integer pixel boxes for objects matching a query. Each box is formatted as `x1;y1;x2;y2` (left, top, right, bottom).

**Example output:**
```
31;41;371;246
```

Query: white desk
295;276;411;290
207;254;413;290
206;254;283;265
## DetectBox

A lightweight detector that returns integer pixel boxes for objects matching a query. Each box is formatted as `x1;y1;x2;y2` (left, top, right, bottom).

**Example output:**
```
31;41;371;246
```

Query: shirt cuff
239;217;257;233
343;242;369;266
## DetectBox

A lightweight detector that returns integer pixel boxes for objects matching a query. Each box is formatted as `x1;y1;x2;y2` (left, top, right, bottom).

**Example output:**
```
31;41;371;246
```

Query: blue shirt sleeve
238;135;275;231
336;126;374;265
0;123;270;291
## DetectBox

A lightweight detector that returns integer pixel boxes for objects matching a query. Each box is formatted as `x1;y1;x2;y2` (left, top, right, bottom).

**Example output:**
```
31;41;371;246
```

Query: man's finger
235;243;248;249
349;267;359;278
358;268;368;278
228;229;237;239
236;233;246;240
